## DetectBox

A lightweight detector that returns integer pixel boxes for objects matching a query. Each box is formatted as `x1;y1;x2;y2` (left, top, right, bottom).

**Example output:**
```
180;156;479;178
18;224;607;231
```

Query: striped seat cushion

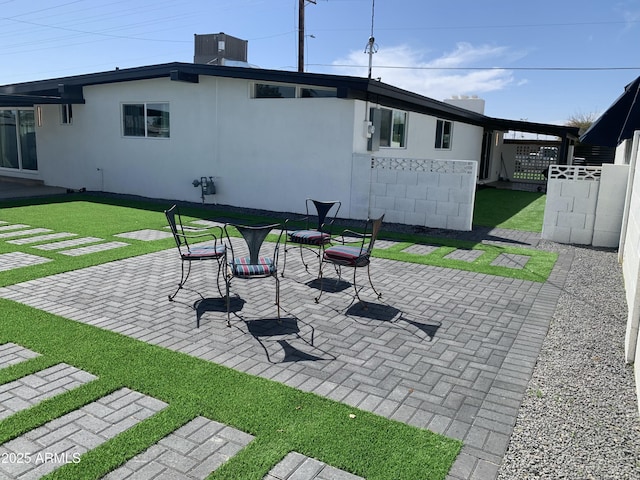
182;244;225;259
232;256;275;277
323;245;369;267
288;230;331;245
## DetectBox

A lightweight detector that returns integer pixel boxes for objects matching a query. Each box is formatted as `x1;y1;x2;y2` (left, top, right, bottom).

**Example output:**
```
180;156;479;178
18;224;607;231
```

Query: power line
319;64;640;71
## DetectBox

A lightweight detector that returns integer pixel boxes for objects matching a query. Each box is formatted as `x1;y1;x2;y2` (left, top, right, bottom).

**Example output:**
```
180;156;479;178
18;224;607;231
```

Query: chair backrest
307;199;341;233
225;223;283;264
363;214;385;255
164;204;186;249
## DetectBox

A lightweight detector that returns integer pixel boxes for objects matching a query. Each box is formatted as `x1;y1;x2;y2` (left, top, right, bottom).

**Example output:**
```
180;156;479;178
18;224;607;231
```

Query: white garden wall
542;164;629;247
620;132;640;411
366;157;477;230
542;166;602;245
593;164;630;247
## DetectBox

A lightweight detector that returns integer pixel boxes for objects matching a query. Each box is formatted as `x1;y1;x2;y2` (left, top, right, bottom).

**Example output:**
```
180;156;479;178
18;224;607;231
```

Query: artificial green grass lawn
0;299;461;479
473;188;546;232
0;193;557;286
0;191;556;478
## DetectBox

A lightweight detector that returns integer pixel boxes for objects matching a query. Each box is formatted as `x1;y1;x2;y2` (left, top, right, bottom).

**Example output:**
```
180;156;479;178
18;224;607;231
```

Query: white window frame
435;119;452;150
379;107;407;149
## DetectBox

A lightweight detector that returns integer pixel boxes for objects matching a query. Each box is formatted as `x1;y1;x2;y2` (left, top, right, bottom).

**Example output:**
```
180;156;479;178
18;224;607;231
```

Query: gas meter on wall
192;176;216;203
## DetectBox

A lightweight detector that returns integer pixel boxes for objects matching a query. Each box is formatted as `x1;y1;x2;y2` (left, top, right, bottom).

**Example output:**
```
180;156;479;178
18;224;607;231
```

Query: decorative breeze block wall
368;157;477;231
542;165;602;245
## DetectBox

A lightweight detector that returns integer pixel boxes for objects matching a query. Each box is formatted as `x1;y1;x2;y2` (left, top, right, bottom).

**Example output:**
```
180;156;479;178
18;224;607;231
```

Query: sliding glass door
0;109;38;171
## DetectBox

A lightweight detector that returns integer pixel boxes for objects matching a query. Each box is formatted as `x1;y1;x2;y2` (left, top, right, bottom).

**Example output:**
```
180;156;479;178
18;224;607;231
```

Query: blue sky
1;0;639;125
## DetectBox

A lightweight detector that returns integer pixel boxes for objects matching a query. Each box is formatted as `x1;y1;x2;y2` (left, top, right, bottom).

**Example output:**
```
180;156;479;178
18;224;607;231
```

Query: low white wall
542;164;628;247
367;157;477;230
620;132;640;412
593;164;630;247
542;165;602;244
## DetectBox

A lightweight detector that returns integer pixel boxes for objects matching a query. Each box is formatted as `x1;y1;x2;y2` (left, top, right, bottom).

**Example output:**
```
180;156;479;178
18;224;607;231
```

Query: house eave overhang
0;62;579;140
0;93;85;107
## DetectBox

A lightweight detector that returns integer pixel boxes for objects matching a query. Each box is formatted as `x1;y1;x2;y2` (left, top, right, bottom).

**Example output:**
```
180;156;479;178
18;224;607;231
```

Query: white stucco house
0;63;579;230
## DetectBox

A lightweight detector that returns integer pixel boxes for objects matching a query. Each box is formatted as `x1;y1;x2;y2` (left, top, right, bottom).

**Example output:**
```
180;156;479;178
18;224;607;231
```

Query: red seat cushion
323;245;369;267
182;244;225;259
288;230;331;245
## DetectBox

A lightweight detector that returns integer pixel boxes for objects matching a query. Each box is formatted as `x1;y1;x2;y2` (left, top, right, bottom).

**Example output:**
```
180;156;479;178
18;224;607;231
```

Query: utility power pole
298;0;316;72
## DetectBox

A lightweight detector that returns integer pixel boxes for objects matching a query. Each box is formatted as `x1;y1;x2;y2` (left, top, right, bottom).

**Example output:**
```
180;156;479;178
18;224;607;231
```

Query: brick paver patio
0;230;571;479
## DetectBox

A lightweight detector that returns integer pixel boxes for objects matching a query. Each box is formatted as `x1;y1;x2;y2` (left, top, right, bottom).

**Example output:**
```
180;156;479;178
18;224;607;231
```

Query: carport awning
580;76;640;147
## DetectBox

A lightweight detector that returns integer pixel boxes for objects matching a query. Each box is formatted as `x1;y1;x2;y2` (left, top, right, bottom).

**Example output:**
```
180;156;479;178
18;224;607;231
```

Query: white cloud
331;42;516;101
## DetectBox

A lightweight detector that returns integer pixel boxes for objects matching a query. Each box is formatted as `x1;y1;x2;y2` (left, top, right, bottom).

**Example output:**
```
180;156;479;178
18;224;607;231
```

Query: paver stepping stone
264;452;365;480
33;237;103;251
115;229;174;241
0;343;40;369
0;363;97;420
0;228;52;239
0;224;30;232
372;239;395;249
402;244;440;255
0;388;167;479
0;252;52;272
59;241;129;256
8;232;77;245
102;416;255;479
444;248;484;262
491;253;531;269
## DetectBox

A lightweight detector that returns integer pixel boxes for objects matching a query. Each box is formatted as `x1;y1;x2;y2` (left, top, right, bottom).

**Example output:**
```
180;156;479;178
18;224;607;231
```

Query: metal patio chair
164;204;226;302
282;199;341;277
223;222;284;326
314;214;385;305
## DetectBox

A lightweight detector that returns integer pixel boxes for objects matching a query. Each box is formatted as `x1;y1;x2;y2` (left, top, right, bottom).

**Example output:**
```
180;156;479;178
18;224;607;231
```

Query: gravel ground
497;241;640;480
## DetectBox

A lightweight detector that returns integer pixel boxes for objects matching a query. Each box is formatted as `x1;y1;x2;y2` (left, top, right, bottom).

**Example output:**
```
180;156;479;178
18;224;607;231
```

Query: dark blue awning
580;76;640;147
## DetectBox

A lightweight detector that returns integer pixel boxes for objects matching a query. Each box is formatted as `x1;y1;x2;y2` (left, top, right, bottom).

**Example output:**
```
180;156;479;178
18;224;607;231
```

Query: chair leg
299;244;309;271
225;274;231;327
367;263;383;299
275;274;281;321
215;260;224;298
168;261;191;301
314;262;325;303
352;266;363;304
281;239;288;277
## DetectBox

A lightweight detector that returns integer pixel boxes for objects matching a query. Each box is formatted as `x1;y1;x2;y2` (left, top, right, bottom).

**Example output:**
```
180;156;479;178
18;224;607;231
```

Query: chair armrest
332;228;369;245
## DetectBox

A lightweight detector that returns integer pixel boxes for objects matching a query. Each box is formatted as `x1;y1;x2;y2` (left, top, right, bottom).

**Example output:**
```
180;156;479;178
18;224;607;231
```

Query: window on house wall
253;83;337;99
300;87;337;98
61;104;73;124
435;119;452;149
378;108;407;148
254;84;296;98
122;102;170;138
0;109;38;171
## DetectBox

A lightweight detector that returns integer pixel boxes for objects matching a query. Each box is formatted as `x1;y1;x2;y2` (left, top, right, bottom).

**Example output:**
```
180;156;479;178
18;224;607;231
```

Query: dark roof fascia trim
486;117;580;140
0;63;368;95
356;81;487;126
0;62;579;138
0;93;82;107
